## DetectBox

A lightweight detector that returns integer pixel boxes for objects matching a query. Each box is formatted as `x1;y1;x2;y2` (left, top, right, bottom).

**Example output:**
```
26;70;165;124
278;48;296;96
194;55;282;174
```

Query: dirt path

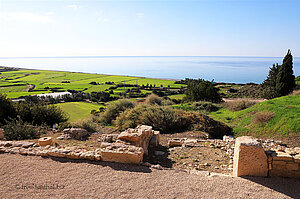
0;154;299;199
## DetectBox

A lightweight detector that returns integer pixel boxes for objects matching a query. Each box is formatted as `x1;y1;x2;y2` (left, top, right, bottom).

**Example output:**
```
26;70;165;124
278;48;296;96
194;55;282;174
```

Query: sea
0;56;299;84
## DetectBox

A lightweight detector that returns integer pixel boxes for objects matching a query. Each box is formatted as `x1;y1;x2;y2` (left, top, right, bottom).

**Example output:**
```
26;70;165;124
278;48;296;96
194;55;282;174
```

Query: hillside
210;94;300;138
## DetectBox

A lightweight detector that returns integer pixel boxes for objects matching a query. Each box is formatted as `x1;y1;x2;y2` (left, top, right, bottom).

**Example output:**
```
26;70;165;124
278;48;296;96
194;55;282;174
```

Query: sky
0;0;299;57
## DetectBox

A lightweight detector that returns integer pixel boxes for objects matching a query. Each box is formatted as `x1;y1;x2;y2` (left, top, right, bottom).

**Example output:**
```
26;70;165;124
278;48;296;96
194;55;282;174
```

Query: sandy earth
0;153;299;199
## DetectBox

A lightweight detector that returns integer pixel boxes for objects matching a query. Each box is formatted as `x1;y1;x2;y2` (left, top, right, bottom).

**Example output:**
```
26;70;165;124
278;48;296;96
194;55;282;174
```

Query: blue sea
0;56;299;84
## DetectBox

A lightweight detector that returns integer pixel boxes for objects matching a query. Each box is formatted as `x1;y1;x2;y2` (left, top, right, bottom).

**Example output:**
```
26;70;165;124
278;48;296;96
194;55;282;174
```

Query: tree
184;79;222;103
275;49;296;96
262;50;296;99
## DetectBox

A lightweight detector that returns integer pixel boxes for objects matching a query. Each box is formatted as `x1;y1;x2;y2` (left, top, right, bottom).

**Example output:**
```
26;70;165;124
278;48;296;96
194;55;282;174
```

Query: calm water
0;56;299;83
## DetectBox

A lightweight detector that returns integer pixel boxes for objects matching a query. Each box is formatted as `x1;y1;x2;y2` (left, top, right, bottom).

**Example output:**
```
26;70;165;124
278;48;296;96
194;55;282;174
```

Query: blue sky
0;0;299;57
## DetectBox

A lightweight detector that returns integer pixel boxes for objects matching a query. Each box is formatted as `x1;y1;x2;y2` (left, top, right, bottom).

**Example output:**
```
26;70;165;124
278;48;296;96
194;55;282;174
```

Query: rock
64;128;89;140
10;148;19;154
80;151;95;160
190;169;210;176
149;131;160;147
168;139;183;147
233;136;268;177
117;125;154;155
38;137;53;147
98;134;119;143
151;164;163;170
0;141;12;147
154;151;165;156
271;151;293;161
12;141;35;148
223;135;234;142
66;152;81;159
100;142;144;164
0;128;4;140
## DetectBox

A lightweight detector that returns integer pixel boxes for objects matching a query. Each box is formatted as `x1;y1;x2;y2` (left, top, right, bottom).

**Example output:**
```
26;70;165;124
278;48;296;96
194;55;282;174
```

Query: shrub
71;117;100;132
3;117;40;140
0;93;16;125
190;101;220;112
114;104;232;137
145;94;162;105
99;99;134;125
15;102;68;126
225;100;257;111
184;79;222;103
253;111;274;124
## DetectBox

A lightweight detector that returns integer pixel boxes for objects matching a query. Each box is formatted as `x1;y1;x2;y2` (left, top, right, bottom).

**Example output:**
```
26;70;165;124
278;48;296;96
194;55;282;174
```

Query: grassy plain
0;68;180;98
55;102;105;122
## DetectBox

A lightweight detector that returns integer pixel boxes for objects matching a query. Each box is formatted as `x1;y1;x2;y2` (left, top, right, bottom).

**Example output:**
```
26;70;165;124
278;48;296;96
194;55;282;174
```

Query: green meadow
209;94;300;137
55;102;105;122
0;69;180;99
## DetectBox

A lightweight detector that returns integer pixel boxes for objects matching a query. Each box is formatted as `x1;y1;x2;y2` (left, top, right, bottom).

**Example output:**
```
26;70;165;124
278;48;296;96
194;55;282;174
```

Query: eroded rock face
117;125;154;155
100;142;144;164
63;128;88;140
233;136;268;177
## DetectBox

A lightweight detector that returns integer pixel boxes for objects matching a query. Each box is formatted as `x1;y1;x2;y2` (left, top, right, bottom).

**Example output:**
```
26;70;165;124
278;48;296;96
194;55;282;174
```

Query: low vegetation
225;100;257;111
210;94;300;137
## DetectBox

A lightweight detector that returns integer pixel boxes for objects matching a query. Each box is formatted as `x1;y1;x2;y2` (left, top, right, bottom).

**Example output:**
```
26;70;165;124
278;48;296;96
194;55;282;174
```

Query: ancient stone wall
233;136;300;178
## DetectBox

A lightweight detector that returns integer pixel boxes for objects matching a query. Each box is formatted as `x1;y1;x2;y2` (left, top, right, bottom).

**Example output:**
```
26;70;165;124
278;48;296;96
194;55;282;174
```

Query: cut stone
286;163;299;171
168;139;183;147
272;152;293;161
38;137;53;147
117;125;154;155
100;142;144;164
233;136;268;177
149;131;160;147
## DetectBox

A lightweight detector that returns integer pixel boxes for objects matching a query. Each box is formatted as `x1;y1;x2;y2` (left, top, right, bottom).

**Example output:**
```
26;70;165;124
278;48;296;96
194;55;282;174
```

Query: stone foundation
233;136;300;178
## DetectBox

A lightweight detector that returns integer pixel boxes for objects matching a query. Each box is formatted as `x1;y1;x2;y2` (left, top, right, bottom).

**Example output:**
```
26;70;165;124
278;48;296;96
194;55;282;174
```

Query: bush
114;104;232;137
0;93;16;125
190;101;220;112
71;117;100;132
3;117;40;140
15;102;68;126
99;99;134;125
253;111;274;124
145;94;162;105
225;100;257;111
184;79;222;103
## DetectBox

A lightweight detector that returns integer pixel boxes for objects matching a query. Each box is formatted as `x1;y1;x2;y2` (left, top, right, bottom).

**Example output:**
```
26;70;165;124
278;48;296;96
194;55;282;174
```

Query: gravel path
0;154;299;199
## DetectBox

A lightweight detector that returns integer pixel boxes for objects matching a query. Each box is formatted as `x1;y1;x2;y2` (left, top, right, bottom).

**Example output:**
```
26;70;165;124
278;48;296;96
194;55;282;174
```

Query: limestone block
272;152;293;161
233;136;268;177
286;163;299;171
294;154;300;163
64;128;88;140
168;139;183;147
117;125;154;155
100;142;144;164
0;141;12;147
38;137;53;147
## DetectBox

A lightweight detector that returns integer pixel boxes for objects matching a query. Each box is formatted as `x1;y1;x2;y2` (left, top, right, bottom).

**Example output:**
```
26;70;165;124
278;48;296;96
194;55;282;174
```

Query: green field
209;95;300;137
0;68;181;98
55;102;104;122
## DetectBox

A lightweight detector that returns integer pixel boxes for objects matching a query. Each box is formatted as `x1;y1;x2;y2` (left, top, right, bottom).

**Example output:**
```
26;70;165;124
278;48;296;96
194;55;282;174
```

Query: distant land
1;56;299;83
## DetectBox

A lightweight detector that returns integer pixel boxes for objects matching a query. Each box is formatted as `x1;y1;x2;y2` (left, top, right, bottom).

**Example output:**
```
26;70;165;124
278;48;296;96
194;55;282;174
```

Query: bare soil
1;153;299;199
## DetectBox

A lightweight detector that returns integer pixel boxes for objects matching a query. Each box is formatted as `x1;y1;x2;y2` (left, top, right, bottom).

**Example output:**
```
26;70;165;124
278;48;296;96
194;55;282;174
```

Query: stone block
294;154;300;163
272;161;287;166
168;139;183;147
100;142;144;164
286;163;299;171
38;137;53;147
272;152;293;161
233;136;268;177
117;125;154;155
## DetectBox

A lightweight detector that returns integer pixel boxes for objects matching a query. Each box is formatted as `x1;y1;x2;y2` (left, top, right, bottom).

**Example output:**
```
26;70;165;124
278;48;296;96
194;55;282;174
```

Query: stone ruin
233;136;300;178
0;125;159;165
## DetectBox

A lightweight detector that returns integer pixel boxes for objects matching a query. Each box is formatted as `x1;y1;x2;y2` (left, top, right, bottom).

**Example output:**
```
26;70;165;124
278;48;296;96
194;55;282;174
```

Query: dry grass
225;100;257;111
253;111;275;124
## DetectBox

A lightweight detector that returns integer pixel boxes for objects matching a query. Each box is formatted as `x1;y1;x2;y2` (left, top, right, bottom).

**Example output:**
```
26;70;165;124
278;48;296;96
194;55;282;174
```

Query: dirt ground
1;153;299;199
